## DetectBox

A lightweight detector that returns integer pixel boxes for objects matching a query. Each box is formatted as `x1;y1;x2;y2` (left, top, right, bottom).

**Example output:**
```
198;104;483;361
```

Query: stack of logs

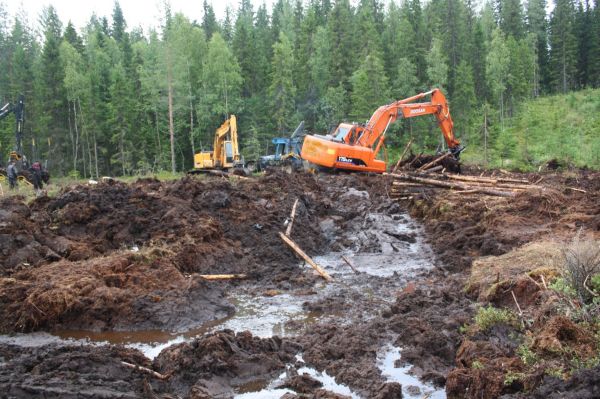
386;150;539;199
385;171;538;199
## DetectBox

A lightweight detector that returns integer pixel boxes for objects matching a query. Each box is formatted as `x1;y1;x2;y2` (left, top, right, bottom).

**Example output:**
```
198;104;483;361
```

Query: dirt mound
466;241;561;303
532;316;596;358
297;323;388;395
500;365;600;399
0;249;232;333
0;343;152;398
152;329;301;397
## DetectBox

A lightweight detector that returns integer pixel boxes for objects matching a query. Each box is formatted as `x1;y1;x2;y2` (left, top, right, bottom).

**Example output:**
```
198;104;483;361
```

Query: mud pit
0;168;598;398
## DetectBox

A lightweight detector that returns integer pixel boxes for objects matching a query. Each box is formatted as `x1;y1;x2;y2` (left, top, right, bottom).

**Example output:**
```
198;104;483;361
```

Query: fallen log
417;152;452;171
199;274;247;280
421;165;443;174
279;232;333;282
121;361;170;380
285;198;299;237
444;173;530;185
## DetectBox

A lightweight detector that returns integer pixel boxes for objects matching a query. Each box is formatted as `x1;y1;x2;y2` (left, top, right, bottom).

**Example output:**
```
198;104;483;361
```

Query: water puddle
378;344;446;399
234;355;360;399
41;292;322;359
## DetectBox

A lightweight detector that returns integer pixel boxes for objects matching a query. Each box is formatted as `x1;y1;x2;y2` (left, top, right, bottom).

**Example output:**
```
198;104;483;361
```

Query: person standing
7;160;18;190
30;161;43;196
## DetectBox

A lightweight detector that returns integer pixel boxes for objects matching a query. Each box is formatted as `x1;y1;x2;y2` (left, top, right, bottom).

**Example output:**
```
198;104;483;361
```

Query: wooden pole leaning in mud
121;361;171;380
285;198;299;237
391;138;414;173
341;255;360;274
279;232;333;282
511;290;526;329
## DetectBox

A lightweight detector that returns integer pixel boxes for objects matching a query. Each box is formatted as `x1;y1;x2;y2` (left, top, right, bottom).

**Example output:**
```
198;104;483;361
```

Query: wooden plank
285;198;299;237
121;361;170;380
279;232;333;282
199;274;247;280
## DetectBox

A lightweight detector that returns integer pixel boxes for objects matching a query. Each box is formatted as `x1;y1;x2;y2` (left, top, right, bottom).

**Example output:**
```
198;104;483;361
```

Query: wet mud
0;168;598;398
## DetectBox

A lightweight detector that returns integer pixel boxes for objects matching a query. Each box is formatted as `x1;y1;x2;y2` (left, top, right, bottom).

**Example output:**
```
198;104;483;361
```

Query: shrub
559;235;600;304
474;305;520;332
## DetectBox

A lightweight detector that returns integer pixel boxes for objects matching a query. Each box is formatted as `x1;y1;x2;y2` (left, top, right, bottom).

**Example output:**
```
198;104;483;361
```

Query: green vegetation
504;371;526;386
471;360;484;370
0;0;599;177
517;342;539;366
474;305;520;332
471;89;600;170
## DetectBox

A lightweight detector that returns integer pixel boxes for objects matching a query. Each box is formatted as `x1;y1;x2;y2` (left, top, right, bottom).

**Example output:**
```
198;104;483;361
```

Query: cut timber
417;152;452;171
199;274;247;280
285;198;299;237
384;172;516;197
121;361;170;380
279;232;333;282
422;165;443;174
444;173;530;185
342;255;360;274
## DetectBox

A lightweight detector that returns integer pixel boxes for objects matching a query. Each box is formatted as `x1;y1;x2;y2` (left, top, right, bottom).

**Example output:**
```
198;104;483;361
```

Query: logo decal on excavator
410;108;426;114
337;156;354;163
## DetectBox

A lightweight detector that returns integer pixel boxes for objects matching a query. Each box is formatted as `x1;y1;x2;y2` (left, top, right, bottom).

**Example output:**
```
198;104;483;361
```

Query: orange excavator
301;88;463;173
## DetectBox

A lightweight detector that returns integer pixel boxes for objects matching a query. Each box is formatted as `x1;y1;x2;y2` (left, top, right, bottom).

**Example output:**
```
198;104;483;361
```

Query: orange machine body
301;88;461;173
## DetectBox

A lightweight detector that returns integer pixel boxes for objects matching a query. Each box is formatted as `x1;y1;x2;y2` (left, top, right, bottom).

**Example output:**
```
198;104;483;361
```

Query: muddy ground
0;167;599;398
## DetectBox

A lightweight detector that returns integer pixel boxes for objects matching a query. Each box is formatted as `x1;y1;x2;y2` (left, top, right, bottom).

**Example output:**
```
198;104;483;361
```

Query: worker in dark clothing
30;161;43;196
7;160;18;189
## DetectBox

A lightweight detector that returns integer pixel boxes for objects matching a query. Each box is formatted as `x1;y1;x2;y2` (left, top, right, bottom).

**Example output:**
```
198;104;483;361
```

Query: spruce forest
0;0;599;177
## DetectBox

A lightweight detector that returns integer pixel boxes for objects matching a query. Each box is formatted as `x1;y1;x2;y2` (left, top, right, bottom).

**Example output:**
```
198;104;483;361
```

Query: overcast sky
3;0;251;32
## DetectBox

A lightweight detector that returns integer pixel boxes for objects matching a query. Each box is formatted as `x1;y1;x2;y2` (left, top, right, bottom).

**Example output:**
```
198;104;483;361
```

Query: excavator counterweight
301;88;463;173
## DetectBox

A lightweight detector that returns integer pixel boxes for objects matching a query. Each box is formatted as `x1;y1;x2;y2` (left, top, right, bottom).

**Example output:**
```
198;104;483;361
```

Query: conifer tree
549;0;578;93
270;32;297;134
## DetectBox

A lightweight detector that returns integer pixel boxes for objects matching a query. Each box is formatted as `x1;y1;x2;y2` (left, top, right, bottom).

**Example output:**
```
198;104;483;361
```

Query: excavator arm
211;115;241;168
359;89;460;152
0;95;25;160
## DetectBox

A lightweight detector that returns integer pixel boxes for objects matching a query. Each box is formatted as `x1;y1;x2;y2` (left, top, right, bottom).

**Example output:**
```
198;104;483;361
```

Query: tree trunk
167;48;176;174
187;60;195;157
73;101;80;174
93;131;99;179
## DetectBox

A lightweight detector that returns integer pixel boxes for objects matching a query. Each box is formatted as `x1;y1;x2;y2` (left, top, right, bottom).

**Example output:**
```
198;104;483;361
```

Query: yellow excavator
191;115;245;174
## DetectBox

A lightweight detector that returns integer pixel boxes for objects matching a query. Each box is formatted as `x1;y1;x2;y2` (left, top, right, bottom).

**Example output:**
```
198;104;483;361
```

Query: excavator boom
193;115;243;171
301;88;462;173
0;95;25;161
